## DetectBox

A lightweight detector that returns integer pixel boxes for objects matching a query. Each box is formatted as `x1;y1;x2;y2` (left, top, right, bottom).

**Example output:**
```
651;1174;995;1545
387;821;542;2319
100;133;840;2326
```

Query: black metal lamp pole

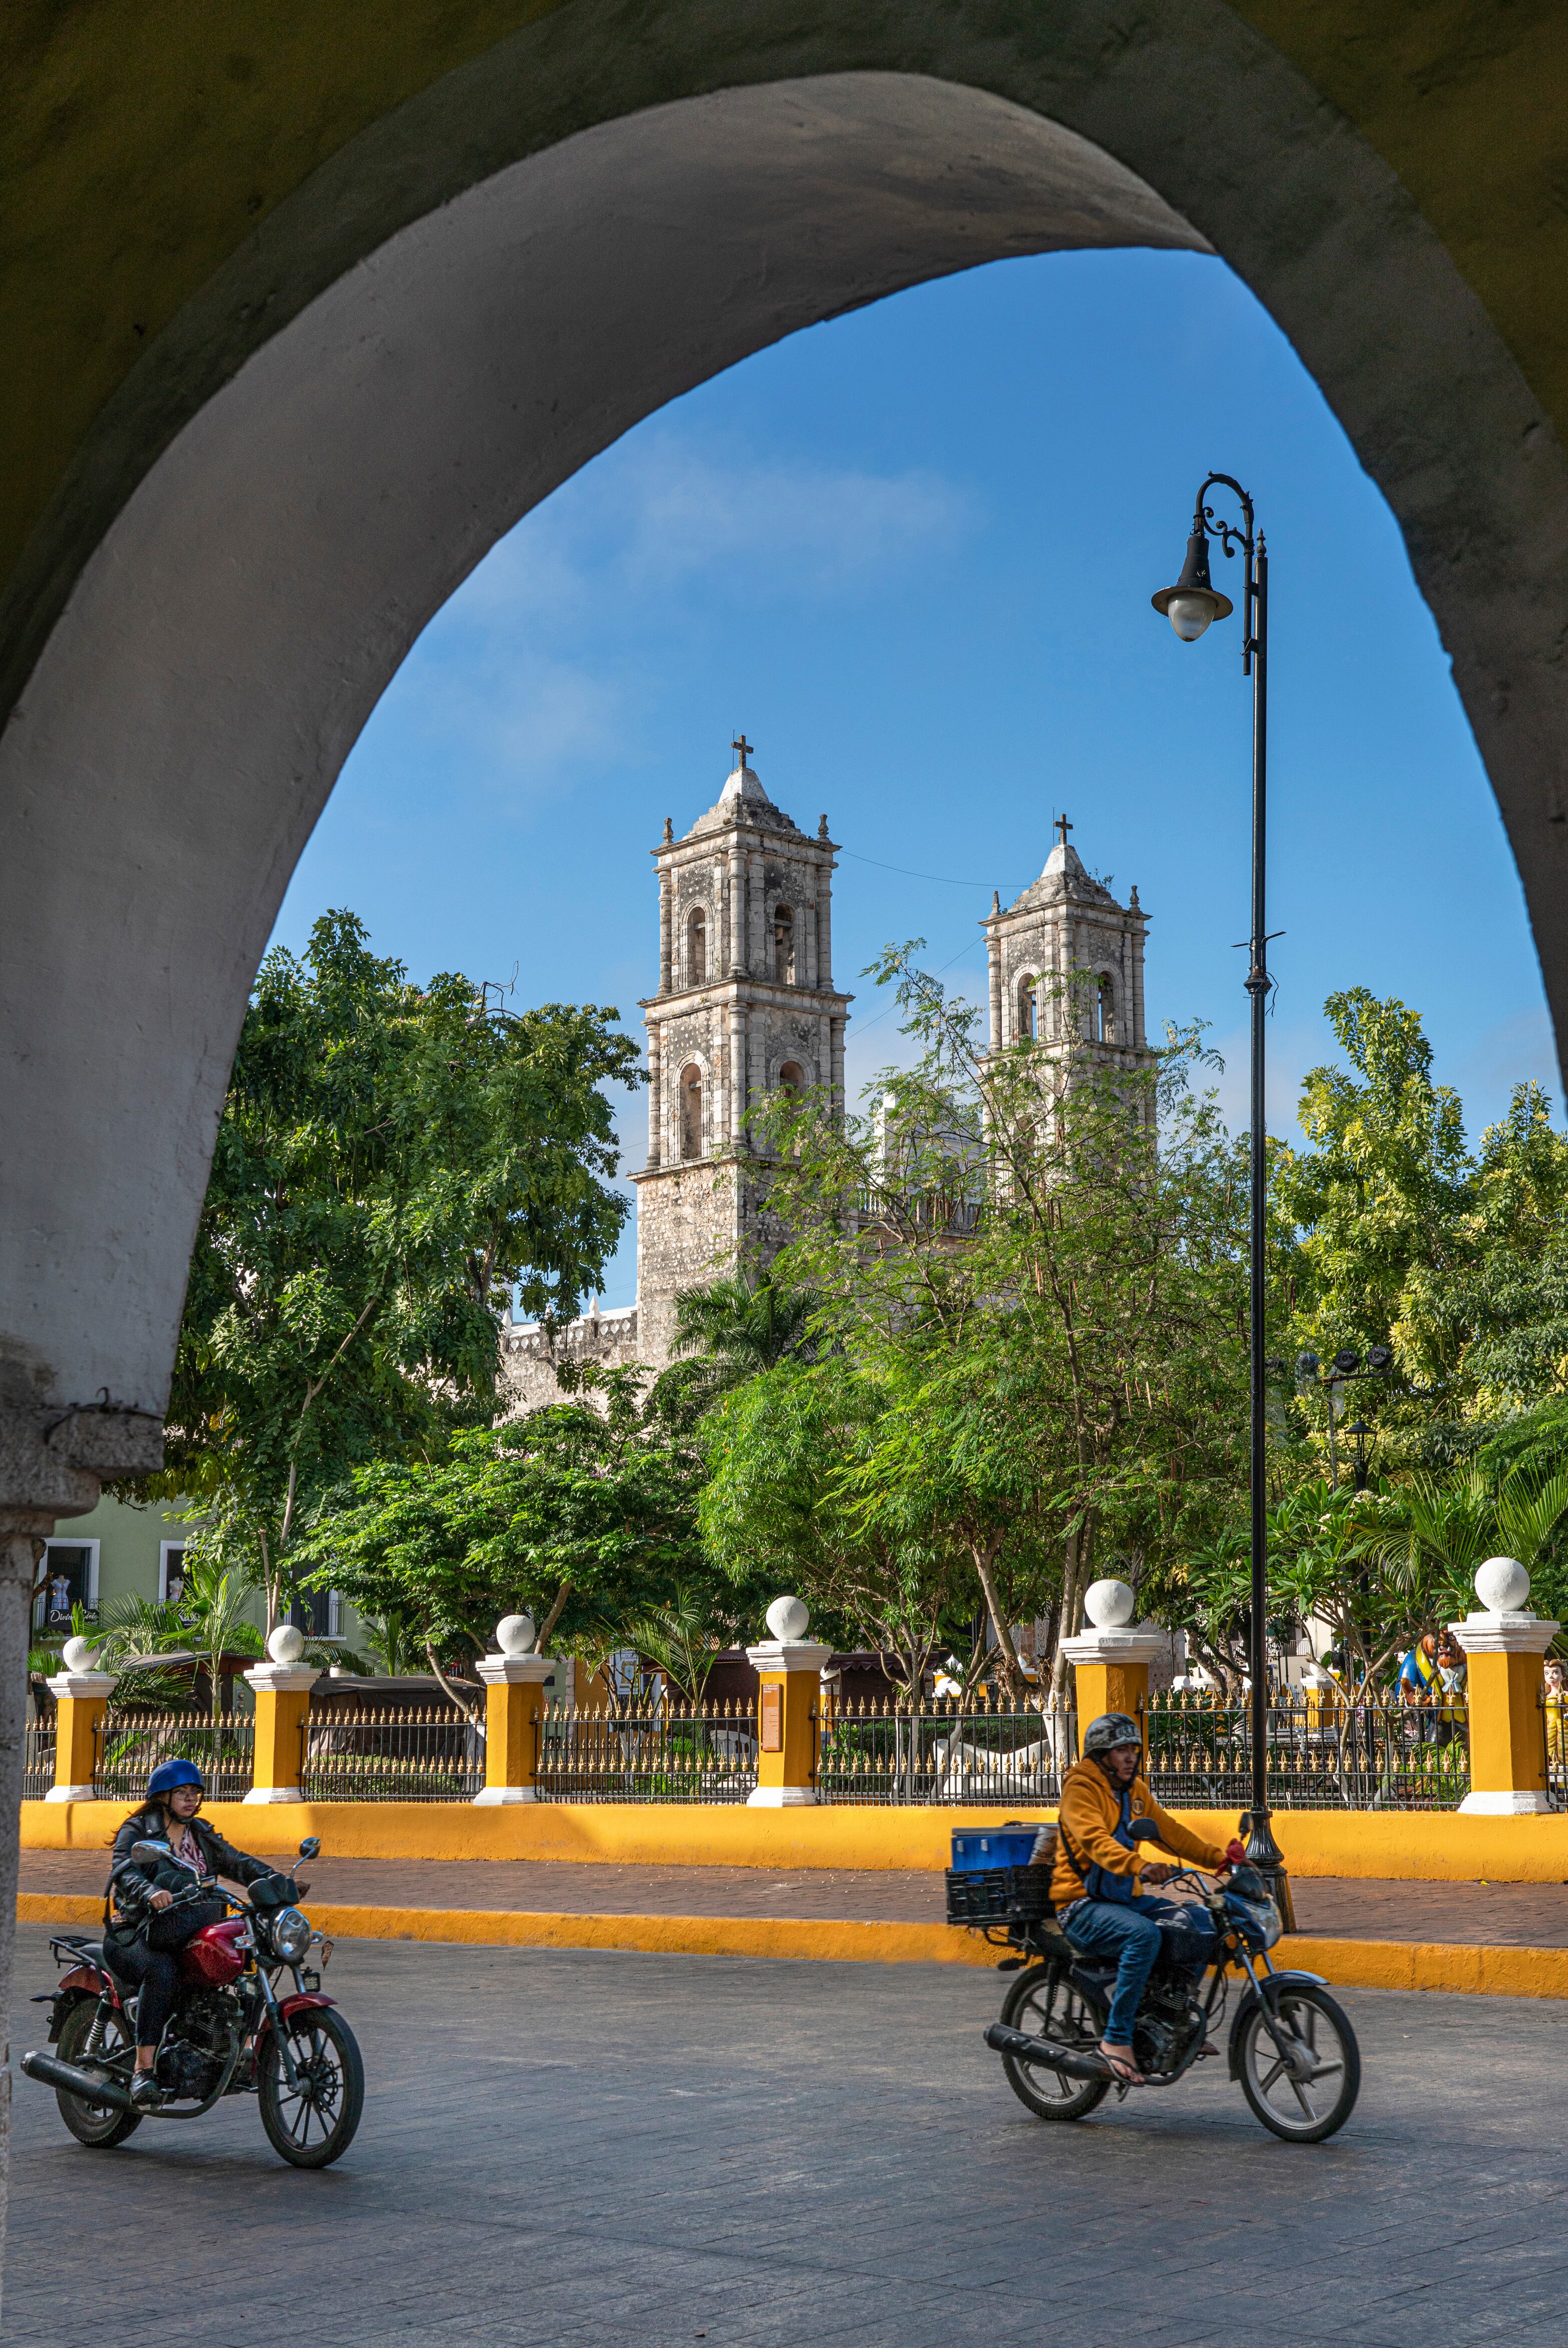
1153;476;1292;1922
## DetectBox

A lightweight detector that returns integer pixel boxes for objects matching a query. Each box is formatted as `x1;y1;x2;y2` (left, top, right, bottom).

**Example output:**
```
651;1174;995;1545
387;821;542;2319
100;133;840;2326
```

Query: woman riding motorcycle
105;1759;292;2105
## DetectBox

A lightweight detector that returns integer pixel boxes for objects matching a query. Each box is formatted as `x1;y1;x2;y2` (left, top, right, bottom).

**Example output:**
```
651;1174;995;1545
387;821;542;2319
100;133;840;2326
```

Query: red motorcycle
22;1835;363;2167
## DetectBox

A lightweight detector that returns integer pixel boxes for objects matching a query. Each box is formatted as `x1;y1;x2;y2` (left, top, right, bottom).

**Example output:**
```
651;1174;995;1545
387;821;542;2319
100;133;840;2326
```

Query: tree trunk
971;1543;1025;1704
1049;1521;1091;1708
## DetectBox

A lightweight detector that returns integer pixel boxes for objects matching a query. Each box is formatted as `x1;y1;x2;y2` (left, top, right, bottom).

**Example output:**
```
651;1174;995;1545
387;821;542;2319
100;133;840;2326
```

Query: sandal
1100;2043;1145;2085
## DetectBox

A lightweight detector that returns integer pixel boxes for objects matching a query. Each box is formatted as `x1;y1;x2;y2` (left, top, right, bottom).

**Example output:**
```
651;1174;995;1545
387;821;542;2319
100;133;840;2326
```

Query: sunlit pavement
9;1925;1566;2346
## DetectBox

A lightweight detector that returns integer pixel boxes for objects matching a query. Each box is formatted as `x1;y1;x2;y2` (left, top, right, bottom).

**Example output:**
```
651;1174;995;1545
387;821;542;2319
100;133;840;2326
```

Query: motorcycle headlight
269;1906;312;1963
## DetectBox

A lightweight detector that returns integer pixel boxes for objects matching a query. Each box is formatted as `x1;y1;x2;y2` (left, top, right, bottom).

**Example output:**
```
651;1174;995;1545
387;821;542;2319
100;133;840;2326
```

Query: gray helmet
1082;1711;1142;1758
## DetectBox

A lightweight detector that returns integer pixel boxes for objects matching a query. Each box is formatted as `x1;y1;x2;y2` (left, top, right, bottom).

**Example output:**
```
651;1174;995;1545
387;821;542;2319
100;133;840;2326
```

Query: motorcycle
21;1834;363;2167
955;1823;1361;2142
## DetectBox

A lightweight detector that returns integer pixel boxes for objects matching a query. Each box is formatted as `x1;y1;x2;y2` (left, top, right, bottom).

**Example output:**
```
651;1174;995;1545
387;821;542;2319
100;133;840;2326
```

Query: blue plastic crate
950;1824;1041;1873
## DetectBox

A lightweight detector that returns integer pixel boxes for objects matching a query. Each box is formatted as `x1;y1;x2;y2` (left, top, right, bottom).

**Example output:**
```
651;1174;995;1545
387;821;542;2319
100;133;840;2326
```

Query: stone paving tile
23;1845;1568;1943
10;1930;1568;2346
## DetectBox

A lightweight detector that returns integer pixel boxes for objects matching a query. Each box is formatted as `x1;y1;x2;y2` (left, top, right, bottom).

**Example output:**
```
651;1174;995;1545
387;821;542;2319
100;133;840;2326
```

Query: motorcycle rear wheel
258;2007;364;2168
54;1998;142;2148
1237;1984;1360;2142
998;1963;1111;2122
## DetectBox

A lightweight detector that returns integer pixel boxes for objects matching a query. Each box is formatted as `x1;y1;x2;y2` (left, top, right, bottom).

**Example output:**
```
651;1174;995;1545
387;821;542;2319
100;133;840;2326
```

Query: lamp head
1151;528;1234;641
1332;1348;1362;1375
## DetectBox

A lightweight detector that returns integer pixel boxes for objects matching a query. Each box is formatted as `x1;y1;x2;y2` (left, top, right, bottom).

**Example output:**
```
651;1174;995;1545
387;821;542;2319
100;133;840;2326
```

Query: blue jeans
1062;1896;1218;2046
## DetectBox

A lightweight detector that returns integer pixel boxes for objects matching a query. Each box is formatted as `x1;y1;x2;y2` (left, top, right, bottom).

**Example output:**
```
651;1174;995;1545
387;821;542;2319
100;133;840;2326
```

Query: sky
269;245;1556;1311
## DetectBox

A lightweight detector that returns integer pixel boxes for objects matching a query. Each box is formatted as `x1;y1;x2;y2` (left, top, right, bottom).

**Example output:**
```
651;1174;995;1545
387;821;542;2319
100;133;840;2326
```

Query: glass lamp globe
1165;592;1215;642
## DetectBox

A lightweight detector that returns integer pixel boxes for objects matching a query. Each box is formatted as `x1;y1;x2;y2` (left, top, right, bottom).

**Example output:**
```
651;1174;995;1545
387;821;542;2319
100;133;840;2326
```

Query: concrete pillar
658;871;672;994
830;1015;846;1125
242;1625;321;1803
1058;1580;1165;1748
473;1615;556;1803
987;913;1002;1050
44;1638;117;1801
747;1597;831;1806
804;885;818;990
729;1001;748;1147
748;848;765;973
817;865;833;989
1451;1557;1560;1814
647;1023;662;1169
728;842;747;973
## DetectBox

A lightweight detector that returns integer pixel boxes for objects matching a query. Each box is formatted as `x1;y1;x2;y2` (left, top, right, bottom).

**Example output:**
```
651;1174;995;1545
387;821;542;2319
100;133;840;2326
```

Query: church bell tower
632;737;853;1366
983;814;1154;1100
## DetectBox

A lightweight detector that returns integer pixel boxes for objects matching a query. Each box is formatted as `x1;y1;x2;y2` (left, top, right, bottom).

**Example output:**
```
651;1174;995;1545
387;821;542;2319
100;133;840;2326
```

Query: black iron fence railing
534;1698;758;1803
1144;1692;1470;1810
301;1704;484;1802
23;1725;55;1801
815;1698;1076;1805
93;1710;256;1805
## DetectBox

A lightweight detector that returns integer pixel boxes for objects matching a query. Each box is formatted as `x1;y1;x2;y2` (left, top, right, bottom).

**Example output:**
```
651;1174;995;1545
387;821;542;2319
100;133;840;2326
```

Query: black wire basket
944;1865;1057;1925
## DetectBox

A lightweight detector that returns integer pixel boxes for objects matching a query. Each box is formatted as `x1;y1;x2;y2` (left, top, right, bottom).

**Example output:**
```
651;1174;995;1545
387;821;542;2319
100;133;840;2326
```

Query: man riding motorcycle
1051;1712;1246;2085
105;1759;295;2105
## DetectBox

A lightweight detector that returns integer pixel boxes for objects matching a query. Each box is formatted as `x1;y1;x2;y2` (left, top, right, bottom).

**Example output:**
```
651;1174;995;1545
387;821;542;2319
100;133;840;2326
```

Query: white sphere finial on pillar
1083;1579;1136;1632
1473;1556;1531;1615
267;1623;306;1666
61;1635;99;1674
765;1595;810;1642
497;1613;536;1657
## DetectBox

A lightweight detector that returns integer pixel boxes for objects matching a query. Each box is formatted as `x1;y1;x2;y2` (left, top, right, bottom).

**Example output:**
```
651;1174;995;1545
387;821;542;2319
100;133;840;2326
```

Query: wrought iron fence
1546;1694;1567;1808
534;1697;758;1803
1144;1691;1470;1810
301;1704;484;1802
94;1710;256;1804
23;1725;55;1800
815;1698;1076;1805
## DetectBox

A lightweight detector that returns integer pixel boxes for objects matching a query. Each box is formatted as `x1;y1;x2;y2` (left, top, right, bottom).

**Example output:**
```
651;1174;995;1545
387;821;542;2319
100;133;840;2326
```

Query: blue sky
271;246;1555;1310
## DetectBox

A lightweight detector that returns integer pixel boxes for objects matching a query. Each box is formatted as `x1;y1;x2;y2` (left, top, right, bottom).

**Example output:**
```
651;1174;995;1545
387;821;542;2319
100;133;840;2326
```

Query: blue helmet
146;1758;204;1801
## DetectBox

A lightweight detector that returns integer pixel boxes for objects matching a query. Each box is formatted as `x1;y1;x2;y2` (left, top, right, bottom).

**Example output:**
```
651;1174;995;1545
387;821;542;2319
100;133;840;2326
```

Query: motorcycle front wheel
998;1962;1111;2122
258;2007;364;2168
54;1998;142;2148
1236;1984;1360;2142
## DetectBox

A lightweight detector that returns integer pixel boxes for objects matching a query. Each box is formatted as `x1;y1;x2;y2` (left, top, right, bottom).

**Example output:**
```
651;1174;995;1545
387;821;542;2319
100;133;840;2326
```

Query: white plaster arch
3;27;1566;1491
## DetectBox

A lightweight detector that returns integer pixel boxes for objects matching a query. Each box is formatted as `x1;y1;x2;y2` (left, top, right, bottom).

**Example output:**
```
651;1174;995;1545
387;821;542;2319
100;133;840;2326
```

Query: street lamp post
1152;475;1291;1918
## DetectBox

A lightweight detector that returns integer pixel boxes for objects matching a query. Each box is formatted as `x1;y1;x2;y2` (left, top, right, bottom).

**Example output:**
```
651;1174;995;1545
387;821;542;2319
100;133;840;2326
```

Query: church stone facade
503;774;1154;1413
502;739;851;1410
983;817;1154;1103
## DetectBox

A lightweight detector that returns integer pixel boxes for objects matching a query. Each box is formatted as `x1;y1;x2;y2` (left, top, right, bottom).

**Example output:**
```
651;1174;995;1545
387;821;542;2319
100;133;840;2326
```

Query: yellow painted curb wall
16;1891;1568;1998
21;1799;1568;1881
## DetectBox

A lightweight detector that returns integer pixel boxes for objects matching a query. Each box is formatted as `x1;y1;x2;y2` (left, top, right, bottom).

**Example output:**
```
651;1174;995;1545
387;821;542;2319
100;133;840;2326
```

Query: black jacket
107;1803;275;1923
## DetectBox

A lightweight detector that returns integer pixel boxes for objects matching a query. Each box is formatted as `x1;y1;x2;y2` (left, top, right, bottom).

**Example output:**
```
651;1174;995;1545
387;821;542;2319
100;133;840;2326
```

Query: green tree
297;1367;719;1685
127;911;639;1628
658;1262;823;1419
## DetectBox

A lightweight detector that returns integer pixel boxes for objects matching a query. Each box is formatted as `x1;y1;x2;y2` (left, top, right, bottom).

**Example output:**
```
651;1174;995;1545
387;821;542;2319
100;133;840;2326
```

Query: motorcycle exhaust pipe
983;2022;1109;2081
21;2049;138;2114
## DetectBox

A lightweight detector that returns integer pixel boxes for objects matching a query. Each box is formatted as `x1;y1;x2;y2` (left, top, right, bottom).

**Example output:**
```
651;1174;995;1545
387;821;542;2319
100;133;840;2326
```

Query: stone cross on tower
1053;811;1073;850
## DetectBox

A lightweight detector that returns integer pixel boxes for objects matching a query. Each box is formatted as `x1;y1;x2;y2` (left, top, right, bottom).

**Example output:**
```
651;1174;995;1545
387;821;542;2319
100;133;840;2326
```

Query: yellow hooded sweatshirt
1050;1755;1229;1909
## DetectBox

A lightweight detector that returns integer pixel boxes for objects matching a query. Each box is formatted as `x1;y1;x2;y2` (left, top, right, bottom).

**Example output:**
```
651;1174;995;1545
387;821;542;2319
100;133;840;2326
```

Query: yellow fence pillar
473;1614;555;1804
747;1596;831;1808
242;1625;320;1803
1453;1557;1560;1815
1059;1580;1167;1755
44;1636;116;1801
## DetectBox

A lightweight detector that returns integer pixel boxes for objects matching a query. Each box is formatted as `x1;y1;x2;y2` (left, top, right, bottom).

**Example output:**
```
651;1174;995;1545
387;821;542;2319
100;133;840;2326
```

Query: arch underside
3;10;1566;1493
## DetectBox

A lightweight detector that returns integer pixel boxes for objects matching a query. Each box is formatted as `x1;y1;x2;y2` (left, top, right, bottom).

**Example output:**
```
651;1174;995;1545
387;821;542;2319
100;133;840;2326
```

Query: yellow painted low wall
16;1891;1568;1999
21;1798;1568;1881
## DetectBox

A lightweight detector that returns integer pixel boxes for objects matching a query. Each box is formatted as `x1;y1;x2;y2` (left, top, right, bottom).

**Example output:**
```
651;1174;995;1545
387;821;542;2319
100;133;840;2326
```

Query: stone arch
677;1061;705;1162
773;903;796;984
777;1059;807;1096
4;19;1568;1489
1017;976;1040;1043
686;904;708;989
1093;972;1117;1045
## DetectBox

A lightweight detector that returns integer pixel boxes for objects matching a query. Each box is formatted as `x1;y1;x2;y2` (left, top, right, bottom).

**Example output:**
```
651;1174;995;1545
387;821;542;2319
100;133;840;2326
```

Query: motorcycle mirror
130;1839;170;1862
1127;1819;1162;1842
297;1836;321;1861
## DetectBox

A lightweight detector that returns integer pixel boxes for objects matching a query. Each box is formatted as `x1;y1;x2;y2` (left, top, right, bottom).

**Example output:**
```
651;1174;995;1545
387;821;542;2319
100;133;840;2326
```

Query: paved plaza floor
21;1847;1568;1942
8;1923;1568;2346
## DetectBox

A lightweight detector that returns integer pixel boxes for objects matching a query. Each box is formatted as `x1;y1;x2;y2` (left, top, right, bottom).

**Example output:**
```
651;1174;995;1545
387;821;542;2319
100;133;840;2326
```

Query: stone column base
472;1785;538;1805
42;1783;95;1803
1457;1789;1554;1815
746;1786;818;1807
242;1785;306;1804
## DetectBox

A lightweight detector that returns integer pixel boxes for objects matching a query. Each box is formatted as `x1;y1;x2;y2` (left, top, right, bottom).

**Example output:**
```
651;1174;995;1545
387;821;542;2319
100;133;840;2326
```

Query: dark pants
1063;1896;1218;2045
110;1903;221;2049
